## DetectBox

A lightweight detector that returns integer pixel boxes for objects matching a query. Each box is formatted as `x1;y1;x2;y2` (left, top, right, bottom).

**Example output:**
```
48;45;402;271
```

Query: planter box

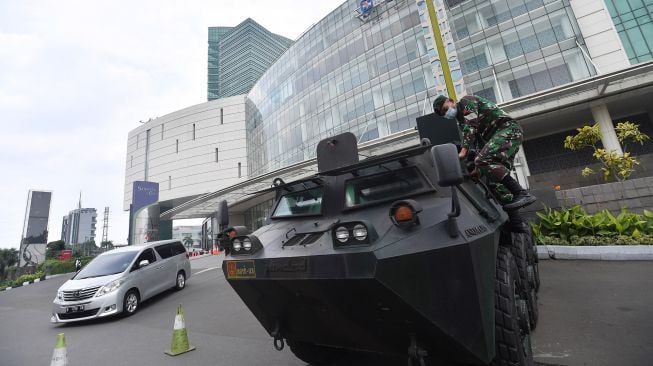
537;245;653;260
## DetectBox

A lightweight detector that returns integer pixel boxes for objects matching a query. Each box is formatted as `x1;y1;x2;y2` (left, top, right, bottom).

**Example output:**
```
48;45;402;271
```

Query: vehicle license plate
66;305;85;313
226;260;256;279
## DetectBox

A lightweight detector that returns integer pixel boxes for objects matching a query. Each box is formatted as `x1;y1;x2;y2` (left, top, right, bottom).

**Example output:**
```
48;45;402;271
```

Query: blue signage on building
132;181;159;212
359;0;374;15
130;181;160;244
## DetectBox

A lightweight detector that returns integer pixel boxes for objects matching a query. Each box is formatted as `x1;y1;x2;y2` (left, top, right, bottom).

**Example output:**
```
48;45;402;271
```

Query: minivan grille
63;286;101;301
58;308;100;320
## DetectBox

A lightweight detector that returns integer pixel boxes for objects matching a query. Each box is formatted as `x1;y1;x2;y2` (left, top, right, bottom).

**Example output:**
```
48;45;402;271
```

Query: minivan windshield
75;251;139;279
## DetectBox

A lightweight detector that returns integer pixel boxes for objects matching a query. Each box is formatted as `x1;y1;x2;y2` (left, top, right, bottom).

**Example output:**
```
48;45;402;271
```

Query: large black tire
522;233;541;292
287;339;345;366
511;233;539;330
493;246;534;366
122;289;140;317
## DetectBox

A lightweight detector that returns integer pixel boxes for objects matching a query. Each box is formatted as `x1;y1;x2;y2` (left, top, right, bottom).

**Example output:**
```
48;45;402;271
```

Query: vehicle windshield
345;167;431;207
272;187;324;217
75;251;138;279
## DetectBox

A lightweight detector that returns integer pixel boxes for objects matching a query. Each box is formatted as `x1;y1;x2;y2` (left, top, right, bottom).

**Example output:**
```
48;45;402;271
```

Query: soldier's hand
469;167;481;180
458;147;468;159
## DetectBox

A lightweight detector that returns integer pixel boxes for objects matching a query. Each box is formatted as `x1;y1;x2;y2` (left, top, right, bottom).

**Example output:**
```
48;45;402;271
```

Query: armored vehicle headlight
243;238;252;251
335;226;350;242
232;238;242;251
353;224;368;241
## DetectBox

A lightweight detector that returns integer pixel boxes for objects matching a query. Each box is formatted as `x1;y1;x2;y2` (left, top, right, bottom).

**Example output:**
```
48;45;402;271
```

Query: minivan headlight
57;290;63;301
95;278;124;297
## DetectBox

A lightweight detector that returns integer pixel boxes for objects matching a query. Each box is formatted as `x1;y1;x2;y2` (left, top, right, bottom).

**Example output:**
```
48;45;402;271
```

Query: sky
0;0;346;249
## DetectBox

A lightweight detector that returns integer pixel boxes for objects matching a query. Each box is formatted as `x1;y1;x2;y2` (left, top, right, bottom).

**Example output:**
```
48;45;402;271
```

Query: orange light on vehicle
394;205;414;222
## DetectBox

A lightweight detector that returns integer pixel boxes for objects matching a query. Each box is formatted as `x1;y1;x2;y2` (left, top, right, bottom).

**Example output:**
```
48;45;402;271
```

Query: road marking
194;267;218;275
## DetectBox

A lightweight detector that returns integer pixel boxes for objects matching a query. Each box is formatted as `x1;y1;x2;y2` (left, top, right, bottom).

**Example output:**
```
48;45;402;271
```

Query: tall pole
425;0;457;101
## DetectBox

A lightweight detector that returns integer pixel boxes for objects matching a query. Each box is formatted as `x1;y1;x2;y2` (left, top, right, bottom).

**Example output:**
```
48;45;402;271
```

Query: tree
0;248;19;276
0;248;18;267
564;122;649;182
100;240;114;250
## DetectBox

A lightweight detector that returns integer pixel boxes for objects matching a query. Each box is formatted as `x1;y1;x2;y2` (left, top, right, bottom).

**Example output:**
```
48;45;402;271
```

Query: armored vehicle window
345;167;432;208
272;187;324;217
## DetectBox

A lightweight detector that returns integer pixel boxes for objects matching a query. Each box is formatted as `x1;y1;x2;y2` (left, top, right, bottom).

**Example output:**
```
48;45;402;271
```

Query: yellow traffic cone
164;304;196;356
50;333;68;366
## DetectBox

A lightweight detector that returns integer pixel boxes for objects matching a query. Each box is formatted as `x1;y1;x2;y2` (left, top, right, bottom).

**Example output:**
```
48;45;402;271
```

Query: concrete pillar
591;104;623;155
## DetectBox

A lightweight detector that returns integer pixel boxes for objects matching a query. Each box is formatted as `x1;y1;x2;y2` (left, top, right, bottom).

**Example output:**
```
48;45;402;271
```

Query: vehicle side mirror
217;200;229;229
139;259;150;268
431;144;463;187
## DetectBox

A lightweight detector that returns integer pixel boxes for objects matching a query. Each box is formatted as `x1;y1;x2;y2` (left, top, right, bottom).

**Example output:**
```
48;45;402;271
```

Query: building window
220;108;224;124
215;148;219;162
161;124;164;139
176;139;179;153
238;162;242;178
136;134;139;148
168;175;172;190
192;123;196;140
130;156;133;168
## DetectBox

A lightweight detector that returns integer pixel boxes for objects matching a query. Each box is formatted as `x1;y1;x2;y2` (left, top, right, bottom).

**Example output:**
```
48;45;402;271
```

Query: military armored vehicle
219;116;539;365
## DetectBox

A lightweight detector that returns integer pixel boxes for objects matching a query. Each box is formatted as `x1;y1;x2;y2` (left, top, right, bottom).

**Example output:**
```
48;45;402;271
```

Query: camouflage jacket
456;95;513;149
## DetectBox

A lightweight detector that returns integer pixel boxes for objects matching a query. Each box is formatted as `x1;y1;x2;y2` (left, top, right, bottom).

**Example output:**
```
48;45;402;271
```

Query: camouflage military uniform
457;95;523;203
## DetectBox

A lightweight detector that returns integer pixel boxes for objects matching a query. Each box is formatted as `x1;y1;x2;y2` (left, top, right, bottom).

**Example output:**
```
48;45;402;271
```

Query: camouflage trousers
474;121;523;203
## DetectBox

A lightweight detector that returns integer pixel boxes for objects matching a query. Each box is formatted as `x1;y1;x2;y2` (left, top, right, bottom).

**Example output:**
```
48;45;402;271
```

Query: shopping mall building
124;0;653;242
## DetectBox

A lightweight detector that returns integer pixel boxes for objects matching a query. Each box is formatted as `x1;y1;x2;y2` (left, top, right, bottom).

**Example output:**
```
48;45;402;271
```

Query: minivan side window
133;248;156;270
155;244;173;259
171;242;186;256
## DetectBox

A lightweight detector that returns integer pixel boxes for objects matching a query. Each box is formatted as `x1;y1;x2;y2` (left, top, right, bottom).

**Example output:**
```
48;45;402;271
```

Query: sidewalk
537;245;653;260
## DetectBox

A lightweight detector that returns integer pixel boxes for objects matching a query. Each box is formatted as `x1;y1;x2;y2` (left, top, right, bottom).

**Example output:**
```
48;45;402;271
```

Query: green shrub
10;271;44;287
532;206;653;244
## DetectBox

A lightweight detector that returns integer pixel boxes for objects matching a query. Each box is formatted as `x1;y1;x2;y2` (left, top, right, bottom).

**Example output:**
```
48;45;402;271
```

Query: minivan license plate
66;305;85;313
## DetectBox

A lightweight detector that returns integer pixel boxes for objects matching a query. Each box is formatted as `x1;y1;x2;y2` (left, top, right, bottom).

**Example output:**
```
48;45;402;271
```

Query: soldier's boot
507;210;531;233
501;175;536;210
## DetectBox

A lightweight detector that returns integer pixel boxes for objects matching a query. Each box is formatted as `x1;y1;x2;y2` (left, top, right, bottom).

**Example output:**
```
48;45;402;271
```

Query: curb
0;275;47;292
537;245;653;260
0;272;76;293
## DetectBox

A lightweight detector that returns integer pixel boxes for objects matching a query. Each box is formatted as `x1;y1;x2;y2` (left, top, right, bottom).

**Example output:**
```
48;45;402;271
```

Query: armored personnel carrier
219;116;539;365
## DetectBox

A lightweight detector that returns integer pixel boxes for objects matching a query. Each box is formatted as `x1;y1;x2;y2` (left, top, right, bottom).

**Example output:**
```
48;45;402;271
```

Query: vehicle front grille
58;308;100;320
283;233;324;247
63;286;101;301
301;233;323;245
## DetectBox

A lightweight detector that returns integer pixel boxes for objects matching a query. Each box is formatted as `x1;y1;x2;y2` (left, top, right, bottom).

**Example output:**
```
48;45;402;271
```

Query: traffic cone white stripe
173;314;185;330
50;333;68;366
51;348;67;365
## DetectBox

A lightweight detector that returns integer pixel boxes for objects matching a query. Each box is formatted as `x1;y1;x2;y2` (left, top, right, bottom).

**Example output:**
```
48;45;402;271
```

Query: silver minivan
51;240;191;323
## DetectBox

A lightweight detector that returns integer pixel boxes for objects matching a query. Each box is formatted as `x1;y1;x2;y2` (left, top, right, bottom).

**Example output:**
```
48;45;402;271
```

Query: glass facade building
207;19;293;101
246;0;434;176
445;0;597;103
604;0;653;64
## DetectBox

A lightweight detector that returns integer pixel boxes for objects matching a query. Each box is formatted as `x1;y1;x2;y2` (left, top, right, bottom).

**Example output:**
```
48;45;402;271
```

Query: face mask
444;107;457;119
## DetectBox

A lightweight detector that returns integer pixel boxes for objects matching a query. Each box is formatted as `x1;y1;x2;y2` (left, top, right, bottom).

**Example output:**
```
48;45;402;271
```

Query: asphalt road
1;256;652;366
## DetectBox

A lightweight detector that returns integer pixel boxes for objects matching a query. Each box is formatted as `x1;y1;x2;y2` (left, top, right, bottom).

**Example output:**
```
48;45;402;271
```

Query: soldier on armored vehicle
219;123;539;365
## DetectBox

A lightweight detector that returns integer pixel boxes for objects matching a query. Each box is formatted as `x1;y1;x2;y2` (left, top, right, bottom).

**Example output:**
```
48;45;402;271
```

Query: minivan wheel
123;290;139;316
175;271;186;290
